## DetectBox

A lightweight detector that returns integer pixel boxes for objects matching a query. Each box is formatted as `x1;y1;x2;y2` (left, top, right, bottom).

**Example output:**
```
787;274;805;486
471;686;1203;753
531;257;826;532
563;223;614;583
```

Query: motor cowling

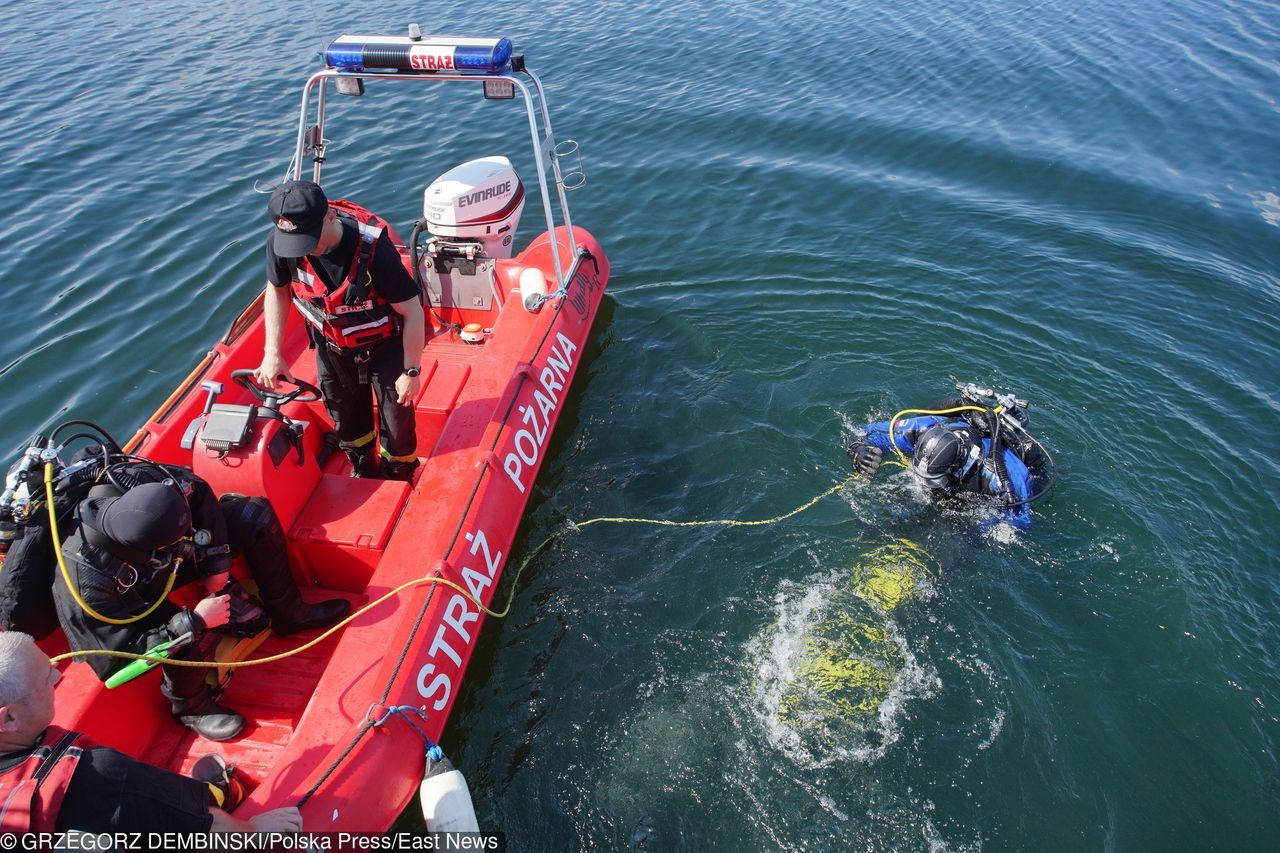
422;156;525;259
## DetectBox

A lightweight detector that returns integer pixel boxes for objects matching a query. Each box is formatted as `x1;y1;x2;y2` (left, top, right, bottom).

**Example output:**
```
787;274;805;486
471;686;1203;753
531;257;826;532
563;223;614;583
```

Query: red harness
289;200;401;352
0;727;92;832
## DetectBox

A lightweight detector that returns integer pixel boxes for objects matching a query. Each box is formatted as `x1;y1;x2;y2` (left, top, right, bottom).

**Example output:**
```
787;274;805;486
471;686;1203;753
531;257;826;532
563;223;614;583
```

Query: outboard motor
423;156;525;259
417;156;524;312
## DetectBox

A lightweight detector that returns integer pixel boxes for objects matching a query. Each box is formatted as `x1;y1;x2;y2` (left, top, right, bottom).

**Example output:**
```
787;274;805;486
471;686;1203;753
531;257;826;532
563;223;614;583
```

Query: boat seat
412;358;471;455
287;474;411;593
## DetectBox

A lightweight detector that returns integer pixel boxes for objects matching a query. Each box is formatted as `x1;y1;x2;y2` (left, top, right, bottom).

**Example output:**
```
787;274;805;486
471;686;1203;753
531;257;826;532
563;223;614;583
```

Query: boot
215;579;270;638
264;593;351;636
191;754;248;810
381;458;419;482
162;669;245;742
174;698;247;742
344;446;379;478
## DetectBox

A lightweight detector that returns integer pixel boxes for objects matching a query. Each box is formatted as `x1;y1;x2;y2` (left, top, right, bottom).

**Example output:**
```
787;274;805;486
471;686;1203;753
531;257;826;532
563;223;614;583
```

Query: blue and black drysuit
858;415;1037;529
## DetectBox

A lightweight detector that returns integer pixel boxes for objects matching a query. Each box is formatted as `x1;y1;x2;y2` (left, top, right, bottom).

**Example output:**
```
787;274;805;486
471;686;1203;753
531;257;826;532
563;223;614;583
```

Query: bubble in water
752;539;942;768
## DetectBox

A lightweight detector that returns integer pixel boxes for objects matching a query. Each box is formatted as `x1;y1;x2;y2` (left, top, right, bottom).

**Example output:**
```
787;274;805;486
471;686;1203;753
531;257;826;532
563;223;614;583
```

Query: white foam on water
984;519;1020;544
818;794;849;822
977;704;1007;752
748;568;940;770
1250;189;1280;226
752;575;837;762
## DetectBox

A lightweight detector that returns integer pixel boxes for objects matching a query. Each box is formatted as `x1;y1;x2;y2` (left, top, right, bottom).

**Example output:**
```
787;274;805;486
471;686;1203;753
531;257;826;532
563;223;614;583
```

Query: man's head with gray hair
0;631;39;706
0;630;60;752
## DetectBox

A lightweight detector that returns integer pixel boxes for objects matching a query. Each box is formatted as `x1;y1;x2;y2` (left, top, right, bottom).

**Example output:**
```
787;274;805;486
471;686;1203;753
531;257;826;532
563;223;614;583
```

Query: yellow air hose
51;575;489;668
887;405;993;464
46;462;178;626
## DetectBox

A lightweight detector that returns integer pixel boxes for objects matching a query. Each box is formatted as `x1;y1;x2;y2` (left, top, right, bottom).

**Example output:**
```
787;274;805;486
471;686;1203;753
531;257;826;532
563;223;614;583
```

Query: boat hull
48;225;609;830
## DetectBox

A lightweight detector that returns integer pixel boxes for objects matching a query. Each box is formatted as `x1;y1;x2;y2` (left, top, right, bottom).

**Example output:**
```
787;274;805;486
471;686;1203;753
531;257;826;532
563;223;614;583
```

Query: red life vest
289;200;401;353
0;727;92;832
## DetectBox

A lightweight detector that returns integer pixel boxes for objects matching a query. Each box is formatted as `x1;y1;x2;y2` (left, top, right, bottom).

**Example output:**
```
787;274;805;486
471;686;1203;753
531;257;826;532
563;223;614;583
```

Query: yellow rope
51;574;502;668
53;475;862;670
574;475;857;529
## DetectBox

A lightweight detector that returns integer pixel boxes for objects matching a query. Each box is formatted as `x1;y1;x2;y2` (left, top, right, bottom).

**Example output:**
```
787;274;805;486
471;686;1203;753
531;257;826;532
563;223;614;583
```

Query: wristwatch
404;366;422;378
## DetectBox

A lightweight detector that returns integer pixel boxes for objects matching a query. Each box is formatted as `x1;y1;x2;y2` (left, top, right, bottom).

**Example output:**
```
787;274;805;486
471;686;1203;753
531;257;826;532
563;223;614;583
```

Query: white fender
519;267;548;312
419;756;479;833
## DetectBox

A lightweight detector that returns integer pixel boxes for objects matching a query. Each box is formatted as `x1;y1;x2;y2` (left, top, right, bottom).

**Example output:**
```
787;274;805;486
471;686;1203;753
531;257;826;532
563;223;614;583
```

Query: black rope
294;720;376;807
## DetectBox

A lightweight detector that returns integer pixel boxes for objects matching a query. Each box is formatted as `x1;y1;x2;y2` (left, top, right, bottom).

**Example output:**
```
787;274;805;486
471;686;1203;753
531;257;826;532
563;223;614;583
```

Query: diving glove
848;442;883;477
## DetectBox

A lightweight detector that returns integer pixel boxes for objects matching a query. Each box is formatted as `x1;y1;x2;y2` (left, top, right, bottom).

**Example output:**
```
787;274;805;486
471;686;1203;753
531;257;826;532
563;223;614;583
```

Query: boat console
187;370;328;540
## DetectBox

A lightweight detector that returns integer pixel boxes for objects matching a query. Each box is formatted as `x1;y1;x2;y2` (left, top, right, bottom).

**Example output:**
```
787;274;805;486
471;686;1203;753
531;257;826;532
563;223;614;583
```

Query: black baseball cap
96;482;192;552
268;180;329;258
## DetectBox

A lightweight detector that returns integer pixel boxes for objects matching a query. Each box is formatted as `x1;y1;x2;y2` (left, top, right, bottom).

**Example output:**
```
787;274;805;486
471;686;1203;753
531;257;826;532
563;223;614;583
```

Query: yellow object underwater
778;539;936;721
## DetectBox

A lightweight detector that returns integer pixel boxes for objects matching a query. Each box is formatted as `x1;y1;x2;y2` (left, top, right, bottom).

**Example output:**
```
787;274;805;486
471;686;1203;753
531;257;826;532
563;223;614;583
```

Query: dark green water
3;1;1278;849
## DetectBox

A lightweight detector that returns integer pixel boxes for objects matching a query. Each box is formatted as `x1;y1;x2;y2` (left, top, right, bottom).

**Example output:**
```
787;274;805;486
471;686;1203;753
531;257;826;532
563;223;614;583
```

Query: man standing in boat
255;180;426;481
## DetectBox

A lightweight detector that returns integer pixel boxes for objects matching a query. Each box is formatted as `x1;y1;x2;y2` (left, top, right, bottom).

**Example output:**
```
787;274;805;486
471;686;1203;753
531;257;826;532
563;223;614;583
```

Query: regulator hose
1000;433;1058;508
886;405;990;464
103;455;186;494
50;419;120;451
45;462;178;626
986;408;1014;505
408;220;461;333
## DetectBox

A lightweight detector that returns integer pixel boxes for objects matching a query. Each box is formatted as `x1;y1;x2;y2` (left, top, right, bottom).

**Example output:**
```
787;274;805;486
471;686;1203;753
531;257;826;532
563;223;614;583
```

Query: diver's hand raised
849;443;883;477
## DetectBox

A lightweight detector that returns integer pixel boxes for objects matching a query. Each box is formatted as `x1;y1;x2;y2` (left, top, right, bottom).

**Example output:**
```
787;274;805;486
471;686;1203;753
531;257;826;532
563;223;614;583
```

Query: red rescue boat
39;31;609;830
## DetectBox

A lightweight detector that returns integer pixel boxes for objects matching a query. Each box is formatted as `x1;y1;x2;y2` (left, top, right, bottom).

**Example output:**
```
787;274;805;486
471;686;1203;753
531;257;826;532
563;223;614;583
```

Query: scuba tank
0;424;119;637
0;435;62;637
953;382;1056;508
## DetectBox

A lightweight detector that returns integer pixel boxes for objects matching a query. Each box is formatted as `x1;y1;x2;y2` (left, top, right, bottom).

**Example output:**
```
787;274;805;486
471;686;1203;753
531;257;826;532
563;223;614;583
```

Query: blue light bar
325;35;513;74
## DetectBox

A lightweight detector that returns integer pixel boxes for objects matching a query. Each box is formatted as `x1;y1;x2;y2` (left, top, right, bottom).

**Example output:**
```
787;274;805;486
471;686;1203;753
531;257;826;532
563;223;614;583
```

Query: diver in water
845;384;1054;529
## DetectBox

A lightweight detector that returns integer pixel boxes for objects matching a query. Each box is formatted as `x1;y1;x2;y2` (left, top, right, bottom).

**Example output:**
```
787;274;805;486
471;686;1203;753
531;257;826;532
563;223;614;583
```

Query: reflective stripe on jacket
289;200;400;352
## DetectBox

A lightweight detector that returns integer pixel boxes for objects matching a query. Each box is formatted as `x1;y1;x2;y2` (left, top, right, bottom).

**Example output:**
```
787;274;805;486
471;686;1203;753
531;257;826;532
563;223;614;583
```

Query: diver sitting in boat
255;180;425;482
51;460;350;741
846;384;1055;529
0;631;303;833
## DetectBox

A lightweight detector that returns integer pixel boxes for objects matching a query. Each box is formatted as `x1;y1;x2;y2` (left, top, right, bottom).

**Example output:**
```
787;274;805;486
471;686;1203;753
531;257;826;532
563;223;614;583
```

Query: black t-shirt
0;734;213;833
265;212;418;305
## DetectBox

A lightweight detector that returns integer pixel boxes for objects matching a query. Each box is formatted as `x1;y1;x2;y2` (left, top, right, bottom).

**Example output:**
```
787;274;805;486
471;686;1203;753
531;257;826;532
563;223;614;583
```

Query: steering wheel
230;369;321;408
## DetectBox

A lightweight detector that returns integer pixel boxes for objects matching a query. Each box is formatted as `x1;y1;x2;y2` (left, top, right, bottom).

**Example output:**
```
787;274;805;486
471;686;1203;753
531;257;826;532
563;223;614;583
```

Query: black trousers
161;496;304;705
314;338;417;461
